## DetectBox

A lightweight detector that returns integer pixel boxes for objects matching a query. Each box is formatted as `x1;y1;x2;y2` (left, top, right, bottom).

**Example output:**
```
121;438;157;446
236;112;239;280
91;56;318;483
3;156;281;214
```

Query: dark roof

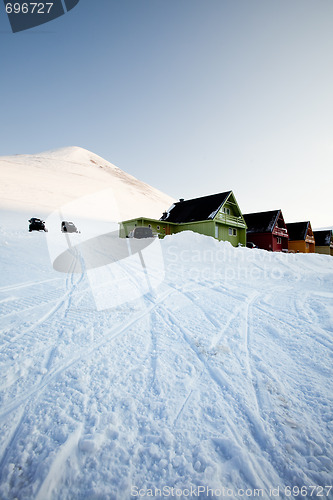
160;191;232;223
286;222;309;241
243;210;281;233
313;230;333;246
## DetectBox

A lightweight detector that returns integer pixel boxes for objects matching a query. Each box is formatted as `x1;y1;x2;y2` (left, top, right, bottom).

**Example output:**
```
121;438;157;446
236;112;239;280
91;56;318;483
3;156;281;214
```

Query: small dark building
313;230;333;256
243;209;289;252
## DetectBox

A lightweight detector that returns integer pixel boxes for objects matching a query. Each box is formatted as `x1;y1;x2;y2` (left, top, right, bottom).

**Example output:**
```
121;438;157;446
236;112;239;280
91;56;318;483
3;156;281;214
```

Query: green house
120;191;247;247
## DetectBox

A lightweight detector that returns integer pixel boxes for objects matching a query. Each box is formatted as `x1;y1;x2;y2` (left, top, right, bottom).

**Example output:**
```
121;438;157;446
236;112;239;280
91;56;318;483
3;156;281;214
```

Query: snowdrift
0;216;332;500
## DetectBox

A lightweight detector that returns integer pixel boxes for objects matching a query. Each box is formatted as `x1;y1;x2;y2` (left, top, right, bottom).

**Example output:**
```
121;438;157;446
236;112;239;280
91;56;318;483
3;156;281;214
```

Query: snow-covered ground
0;211;332;500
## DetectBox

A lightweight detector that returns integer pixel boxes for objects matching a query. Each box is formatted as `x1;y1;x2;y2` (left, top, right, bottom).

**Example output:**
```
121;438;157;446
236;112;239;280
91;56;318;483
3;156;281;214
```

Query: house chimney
179;198;184;202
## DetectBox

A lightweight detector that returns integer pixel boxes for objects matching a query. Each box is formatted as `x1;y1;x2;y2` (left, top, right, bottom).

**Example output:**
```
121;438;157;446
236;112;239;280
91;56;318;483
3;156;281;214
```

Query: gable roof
243;210;282;233
160;191;232;223
286;221;310;241
313;230;333;246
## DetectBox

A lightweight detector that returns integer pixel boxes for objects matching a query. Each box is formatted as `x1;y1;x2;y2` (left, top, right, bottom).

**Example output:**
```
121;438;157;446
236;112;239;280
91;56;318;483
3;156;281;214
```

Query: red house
243;210;289;251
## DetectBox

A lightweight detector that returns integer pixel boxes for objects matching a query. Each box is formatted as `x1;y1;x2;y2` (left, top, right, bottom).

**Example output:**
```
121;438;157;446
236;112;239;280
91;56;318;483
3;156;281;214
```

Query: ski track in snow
0;230;333;499
152;297;280;492
0;278;63;294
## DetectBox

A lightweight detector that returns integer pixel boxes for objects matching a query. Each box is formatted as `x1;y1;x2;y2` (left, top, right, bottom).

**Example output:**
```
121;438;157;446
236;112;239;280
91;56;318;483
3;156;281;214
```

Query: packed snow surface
0;213;333;500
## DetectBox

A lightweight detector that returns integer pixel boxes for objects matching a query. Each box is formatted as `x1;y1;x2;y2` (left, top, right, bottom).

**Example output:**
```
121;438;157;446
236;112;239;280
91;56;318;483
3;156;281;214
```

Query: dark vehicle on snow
127;227;154;239
61;221;79;233
29;218;48;232
246;242;258;249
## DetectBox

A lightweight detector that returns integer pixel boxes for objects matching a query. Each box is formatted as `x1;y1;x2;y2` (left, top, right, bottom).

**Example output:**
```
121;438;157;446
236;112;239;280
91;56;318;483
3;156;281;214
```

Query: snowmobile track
0;289;176;422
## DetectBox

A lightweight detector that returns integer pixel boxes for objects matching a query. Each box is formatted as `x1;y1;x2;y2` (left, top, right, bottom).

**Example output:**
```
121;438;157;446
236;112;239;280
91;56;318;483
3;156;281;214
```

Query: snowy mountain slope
0;147;175;220
0;214;332;500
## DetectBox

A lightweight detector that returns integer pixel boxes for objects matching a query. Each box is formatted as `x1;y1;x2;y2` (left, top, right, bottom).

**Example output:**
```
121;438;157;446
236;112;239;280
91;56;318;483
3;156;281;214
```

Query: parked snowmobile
61;221;80;233
28;218;48;232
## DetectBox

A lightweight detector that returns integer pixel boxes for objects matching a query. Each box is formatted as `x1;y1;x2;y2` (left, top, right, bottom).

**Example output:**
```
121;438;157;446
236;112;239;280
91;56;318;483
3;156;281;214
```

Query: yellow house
286;221;315;253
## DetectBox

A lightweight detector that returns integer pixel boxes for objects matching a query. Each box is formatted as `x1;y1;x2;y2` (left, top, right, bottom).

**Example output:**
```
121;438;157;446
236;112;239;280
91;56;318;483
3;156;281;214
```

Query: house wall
119;221;134;238
305;235;315;253
217;223;246;247
307;242;315;253
272;235;288;252
143;220;173;238
288;240;315;253
246;233;273;251
314;246;331;256
172;221;216;239
221;201;236;216
215;202;247;247
240;228;246;246
288;240;306;253
306;229;315;253
119;219;174;238
247;233;288;252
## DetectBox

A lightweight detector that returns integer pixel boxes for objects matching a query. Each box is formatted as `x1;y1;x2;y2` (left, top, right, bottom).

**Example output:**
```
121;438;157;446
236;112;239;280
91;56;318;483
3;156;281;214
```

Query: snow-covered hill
0;213;332;500
0;147;175;221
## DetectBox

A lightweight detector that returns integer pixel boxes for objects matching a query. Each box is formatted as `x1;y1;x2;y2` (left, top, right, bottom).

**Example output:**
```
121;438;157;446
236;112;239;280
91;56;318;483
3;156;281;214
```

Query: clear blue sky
1;0;333;226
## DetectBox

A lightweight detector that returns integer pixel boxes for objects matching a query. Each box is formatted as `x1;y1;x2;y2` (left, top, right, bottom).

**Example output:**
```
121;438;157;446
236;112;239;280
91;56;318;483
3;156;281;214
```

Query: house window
228;228;237;236
157;225;160;230
148;224;152;228
215;225;219;239
277;237;281;244
223;207;230;215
